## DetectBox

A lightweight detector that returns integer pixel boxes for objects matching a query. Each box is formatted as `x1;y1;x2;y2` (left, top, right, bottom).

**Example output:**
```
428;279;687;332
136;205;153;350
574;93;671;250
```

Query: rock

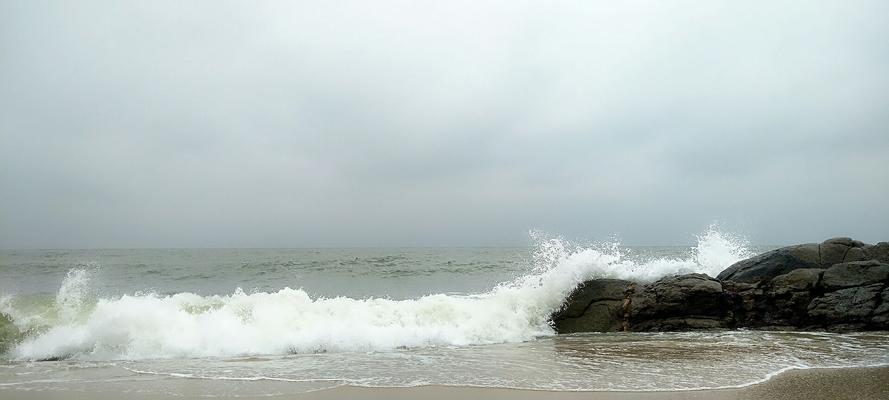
820;237;867;265
770;268;823;294
871;289;889;328
821;237;861;247
843;247;867;262
820;240;852;266
629;274;732;331
807;284;883;322
717;244;820;284
554;301;625;333
552;279;631;333
555;237;889;333
873;289;889;317
722;281;758;323
552;279;630;319
719;239;881;285
737;268;822;328
820;261;889;290
864;242;889;263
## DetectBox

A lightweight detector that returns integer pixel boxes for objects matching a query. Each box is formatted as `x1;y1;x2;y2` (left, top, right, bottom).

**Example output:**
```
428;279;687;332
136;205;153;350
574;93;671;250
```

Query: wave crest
4;226;752;361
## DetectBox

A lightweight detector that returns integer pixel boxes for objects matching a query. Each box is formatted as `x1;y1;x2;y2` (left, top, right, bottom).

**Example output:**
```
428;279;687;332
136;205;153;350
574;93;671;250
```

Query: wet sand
3;366;888;400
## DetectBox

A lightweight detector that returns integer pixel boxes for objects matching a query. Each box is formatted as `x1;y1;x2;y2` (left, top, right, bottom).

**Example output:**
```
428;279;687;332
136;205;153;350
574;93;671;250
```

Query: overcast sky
1;1;888;248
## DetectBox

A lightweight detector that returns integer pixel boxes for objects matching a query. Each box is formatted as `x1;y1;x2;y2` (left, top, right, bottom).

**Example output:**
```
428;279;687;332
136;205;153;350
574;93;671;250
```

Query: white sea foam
54;268;94;324
9;226;754;361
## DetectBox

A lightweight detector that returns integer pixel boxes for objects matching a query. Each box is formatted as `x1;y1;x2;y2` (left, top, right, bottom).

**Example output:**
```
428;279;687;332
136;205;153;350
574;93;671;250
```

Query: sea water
1;227;888;396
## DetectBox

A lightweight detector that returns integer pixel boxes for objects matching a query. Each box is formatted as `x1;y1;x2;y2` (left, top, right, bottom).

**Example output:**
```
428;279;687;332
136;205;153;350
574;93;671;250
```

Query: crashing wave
2;225;752;361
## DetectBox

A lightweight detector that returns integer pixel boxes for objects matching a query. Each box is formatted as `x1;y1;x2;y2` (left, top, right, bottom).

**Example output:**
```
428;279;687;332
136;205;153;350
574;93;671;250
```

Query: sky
1;1;888;248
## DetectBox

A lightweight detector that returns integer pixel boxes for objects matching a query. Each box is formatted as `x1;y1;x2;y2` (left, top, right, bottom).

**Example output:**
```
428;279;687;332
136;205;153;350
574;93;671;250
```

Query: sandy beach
2;366;887;400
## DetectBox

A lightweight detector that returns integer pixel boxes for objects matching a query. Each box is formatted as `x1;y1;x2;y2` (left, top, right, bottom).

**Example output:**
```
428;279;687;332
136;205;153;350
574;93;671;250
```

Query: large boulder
820;237;866;265
723;256;889;330
807;284;884;328
752;268;825;328
820;261;889;290
871;290;889;326
717;238;882;285
864;242;889;263
716;243;820;284
804;260;889;330
551;279;632;333
770;268;823;294
629;274;733;331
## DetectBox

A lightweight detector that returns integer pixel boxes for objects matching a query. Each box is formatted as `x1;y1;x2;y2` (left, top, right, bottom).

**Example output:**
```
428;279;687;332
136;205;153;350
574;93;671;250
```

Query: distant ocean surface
2;229;888;396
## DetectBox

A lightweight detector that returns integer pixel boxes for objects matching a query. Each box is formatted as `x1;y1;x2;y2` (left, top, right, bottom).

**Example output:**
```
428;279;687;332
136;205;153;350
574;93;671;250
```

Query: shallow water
1;331;888;396
2;229;886;395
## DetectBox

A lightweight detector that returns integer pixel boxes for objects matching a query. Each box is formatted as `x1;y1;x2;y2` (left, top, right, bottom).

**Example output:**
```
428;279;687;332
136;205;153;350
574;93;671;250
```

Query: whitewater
4;227;754;361
3;227;889;395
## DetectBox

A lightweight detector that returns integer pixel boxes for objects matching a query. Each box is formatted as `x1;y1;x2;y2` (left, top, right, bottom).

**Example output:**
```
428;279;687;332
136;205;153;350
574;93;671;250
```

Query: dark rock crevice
840;245;851;264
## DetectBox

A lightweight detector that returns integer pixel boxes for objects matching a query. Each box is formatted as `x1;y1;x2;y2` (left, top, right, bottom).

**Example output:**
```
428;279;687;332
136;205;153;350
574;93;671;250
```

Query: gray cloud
2;1;888;248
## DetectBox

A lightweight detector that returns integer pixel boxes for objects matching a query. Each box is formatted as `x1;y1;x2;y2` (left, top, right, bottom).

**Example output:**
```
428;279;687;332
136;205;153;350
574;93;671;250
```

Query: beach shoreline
2;366;887;400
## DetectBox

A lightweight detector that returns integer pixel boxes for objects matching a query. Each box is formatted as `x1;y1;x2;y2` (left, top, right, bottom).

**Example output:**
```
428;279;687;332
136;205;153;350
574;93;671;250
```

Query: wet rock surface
553;238;889;333
551;279;632;333
628;273;733;331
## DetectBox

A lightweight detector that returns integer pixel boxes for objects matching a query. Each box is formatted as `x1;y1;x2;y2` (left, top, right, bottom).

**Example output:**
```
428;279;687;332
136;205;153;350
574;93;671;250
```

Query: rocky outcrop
720;238;889;330
552;237;889;333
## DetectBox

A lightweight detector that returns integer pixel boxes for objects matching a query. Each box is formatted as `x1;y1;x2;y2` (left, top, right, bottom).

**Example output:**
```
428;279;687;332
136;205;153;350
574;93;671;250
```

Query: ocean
2;229;888;397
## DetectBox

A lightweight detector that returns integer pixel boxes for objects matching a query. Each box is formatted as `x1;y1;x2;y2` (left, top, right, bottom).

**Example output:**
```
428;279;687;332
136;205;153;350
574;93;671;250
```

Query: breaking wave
1;226;753;361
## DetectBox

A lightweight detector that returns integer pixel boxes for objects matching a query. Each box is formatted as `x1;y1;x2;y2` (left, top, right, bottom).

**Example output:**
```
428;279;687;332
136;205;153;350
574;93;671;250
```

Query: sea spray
692;224;755;277
54;268;95;324
7;227;754;361
0;305;21;353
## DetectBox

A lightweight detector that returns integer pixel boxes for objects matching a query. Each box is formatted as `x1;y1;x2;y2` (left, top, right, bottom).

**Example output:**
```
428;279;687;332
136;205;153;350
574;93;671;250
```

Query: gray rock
807;284;883;322
749;269;824;327
822;237;855;247
630;274;732;330
819;237;866;265
769;268;823;294
820;242;851;266
551;279;631;333
820;261;889;291
872;290;889;328
790;243;824;264
554;301;625;333
556;237;889;334
864;242;889;263
552;279;630;319
873;289;889;317
843;247;867;262
717;244;820;284
722;281;758;320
